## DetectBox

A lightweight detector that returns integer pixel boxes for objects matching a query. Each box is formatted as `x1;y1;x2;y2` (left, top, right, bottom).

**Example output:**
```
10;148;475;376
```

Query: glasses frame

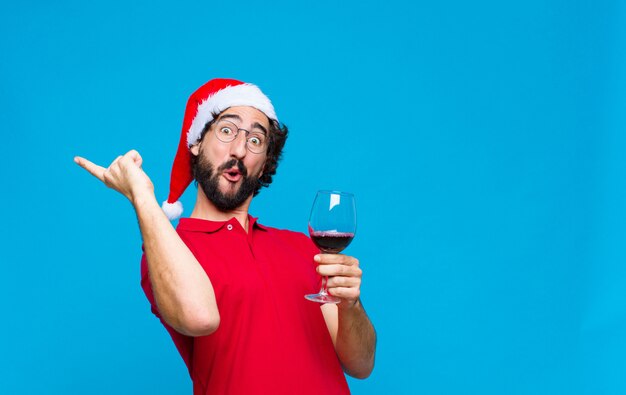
211;119;269;154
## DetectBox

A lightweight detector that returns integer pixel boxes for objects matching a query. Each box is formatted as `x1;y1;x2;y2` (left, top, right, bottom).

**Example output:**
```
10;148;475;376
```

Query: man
75;78;376;394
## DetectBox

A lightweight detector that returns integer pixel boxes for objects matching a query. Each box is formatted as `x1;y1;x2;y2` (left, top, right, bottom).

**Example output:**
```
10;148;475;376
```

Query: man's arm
317;254;377;378
75;150;219;337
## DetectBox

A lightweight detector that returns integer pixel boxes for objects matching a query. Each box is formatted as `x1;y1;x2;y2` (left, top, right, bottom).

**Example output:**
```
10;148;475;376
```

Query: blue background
1;0;625;393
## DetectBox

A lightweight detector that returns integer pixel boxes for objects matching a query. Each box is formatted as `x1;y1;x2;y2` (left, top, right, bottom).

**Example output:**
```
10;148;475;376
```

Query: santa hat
161;78;278;220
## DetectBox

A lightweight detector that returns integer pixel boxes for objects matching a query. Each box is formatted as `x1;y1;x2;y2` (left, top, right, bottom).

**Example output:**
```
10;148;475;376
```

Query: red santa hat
161;78;278;220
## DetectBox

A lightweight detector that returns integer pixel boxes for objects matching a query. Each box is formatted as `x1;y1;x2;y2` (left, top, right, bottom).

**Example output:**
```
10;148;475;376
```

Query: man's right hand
74;150;155;204
76;150;219;336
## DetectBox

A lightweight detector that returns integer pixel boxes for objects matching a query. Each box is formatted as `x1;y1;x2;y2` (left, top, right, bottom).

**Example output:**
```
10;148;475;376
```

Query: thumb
74;156;106;182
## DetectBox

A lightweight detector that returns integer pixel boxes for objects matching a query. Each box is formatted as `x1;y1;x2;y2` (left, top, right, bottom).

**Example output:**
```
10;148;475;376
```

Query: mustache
218;159;248;177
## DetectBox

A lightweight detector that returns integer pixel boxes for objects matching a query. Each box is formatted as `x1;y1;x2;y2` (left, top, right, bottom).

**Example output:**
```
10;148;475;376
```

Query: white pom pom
162;200;183;220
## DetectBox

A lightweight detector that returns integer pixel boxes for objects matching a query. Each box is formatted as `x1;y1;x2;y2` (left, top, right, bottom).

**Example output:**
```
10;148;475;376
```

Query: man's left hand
315;254;362;309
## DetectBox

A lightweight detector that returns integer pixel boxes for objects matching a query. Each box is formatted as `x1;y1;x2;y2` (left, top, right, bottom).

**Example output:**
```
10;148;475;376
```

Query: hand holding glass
305;191;356;304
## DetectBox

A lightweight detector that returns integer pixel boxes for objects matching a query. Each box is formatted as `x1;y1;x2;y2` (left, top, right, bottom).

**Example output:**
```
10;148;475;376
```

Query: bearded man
75;78;376;394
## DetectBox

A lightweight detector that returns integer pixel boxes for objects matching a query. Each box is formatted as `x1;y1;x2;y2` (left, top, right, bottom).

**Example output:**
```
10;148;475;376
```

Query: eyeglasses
212;119;268;154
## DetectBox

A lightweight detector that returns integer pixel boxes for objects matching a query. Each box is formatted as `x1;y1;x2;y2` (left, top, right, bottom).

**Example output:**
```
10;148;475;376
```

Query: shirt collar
251;216;269;231
177;215;268;233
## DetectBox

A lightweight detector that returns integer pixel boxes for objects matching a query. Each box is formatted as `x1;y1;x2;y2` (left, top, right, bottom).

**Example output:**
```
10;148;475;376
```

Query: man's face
190;106;270;211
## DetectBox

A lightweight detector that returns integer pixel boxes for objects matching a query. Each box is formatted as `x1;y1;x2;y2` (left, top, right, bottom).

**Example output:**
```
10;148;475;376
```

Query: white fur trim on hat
186;83;277;147
162;200;184;220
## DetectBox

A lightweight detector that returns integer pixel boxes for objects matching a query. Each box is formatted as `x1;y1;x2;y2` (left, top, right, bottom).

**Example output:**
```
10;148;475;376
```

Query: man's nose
229;131;248;158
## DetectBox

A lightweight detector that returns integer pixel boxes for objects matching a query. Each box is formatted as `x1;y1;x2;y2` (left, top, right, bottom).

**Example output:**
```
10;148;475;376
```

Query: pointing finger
74;156;106;182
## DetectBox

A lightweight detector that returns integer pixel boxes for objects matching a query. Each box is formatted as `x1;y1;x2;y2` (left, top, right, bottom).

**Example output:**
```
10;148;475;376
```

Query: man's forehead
218;106;269;120
217;107;270;130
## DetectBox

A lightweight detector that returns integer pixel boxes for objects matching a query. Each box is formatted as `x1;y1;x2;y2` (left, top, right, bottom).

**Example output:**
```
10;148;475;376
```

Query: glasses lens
214;120;238;143
246;130;268;153
213;119;268;154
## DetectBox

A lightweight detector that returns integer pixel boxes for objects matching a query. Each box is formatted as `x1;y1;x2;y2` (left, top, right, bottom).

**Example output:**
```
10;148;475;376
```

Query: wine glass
305;190;356;304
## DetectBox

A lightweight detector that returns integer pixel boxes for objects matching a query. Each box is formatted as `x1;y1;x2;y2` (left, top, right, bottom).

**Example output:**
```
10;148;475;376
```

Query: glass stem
320;276;329;295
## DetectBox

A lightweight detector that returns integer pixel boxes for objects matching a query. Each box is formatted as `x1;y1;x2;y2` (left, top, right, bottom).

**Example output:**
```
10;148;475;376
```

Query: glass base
305;293;341;304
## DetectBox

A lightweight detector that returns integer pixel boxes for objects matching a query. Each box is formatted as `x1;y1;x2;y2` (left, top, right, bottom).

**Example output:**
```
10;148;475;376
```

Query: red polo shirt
140;216;350;394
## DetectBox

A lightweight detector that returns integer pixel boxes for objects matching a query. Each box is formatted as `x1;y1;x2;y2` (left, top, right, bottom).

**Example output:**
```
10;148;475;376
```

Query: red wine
310;231;355;253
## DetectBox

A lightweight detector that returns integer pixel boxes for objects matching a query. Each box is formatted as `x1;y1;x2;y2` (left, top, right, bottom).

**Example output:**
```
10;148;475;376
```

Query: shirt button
227;224;233;231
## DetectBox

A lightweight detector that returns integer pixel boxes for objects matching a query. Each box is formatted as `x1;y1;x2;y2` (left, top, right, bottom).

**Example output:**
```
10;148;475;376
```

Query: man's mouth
218;159;247;183
223;167;242;182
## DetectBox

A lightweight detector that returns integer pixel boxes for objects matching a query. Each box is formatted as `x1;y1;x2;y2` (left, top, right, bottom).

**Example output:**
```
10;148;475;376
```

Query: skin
74;106;376;378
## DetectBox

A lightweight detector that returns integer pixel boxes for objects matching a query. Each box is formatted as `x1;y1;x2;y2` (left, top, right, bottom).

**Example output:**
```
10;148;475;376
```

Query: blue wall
1;1;625;393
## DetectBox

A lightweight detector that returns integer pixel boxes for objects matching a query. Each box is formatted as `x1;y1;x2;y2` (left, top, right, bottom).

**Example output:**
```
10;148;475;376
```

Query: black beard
192;156;260;212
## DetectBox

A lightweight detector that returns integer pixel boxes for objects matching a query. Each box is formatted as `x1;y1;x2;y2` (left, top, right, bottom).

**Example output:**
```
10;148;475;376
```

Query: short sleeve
140;250;194;372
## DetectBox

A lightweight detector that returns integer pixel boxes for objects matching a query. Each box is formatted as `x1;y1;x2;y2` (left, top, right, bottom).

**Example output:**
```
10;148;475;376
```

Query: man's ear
190;144;199;156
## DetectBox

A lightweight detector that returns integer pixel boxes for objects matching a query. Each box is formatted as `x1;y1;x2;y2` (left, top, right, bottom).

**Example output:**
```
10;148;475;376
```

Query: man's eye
220;127;234;135
248;137;261;146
